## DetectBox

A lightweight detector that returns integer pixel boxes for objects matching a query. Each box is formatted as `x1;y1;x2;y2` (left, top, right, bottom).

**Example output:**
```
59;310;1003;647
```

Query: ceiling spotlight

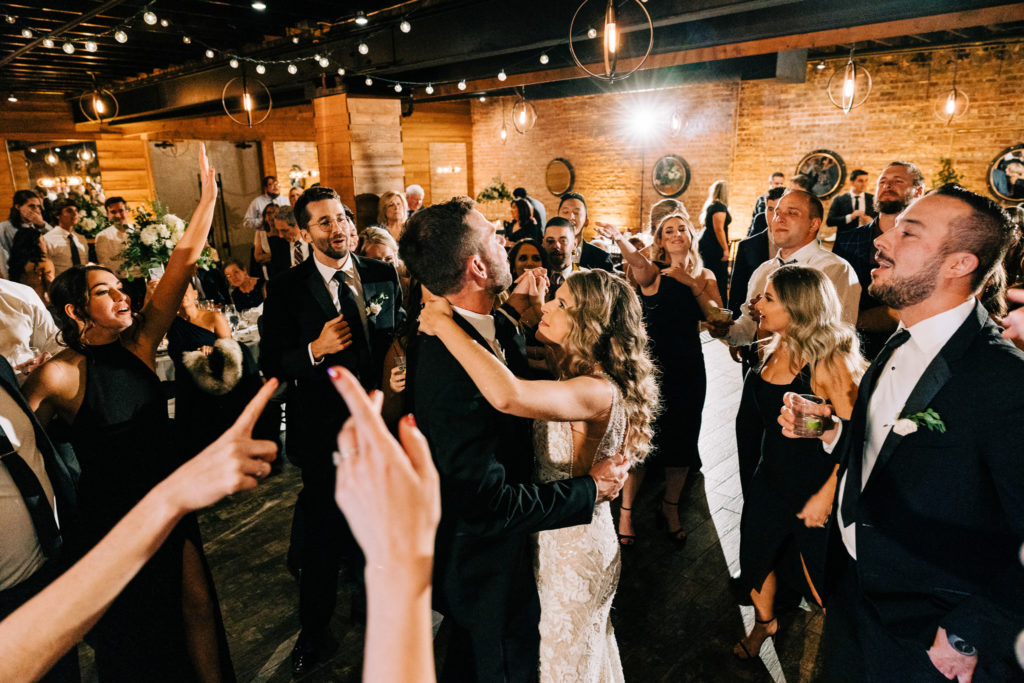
291;36;299;44
182;35;191;44
143;11;157;25
6;93;17;103
84;40;98;52
425;83;434;94
20;28;32;39
229;58;240;69
358;42;369;55
318;56;330;68
400;19;411;33
394;83;402;93
160;18;169;27
539;53;549;64
255;63;266;74
354;11;368;26
114;30;127;43
287;63;298;74
587;27;597;39
336;67;346;76
251;1;267;9
498;69;507;81
42;38;55;48
816;60;826;70
457;79;467;90
364;77;373;86
62;41;75;54
205;49;215;58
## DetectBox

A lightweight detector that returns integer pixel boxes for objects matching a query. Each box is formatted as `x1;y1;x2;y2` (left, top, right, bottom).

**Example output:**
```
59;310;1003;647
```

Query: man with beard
780;184;1024;681
399;198;628;682
243;175;290;231
556;193;615;272
260;186;403;674
541;217;578;299
834;162;926;358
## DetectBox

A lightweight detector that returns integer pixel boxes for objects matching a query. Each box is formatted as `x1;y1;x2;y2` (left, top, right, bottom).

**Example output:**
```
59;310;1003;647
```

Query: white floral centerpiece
72;195;109;240
118;201;216;279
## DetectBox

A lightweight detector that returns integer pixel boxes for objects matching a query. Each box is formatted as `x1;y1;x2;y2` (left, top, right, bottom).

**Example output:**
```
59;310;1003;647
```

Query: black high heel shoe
732;616;778;660
655;499;688;547
617;506;636;549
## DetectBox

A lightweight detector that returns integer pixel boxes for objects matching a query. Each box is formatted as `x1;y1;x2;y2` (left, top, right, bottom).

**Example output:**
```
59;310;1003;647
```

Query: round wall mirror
651;154;691;197
545;158;575;196
987;143;1024;202
795;149;846;199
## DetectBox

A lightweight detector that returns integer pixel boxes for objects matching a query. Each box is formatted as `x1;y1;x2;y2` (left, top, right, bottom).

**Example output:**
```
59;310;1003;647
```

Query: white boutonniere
892;408;946;436
366;292;389;319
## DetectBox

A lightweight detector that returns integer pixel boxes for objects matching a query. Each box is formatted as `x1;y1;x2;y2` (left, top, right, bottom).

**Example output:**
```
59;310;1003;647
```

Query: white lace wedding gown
533;379;626;683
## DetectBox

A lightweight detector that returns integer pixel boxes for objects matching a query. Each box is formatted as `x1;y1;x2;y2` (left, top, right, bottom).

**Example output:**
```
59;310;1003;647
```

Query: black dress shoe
291;632;337;676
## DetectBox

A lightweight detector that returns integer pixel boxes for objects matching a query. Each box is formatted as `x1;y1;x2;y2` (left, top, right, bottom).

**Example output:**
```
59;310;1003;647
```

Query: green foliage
906;408;946;433
476;177;514;203
118;201;216;280
932;157;965;190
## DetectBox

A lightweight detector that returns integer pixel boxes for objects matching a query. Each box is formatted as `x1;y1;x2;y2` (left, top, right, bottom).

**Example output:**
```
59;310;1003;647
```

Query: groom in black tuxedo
783;185;1024;680
260;186;403;674
399;197;630;683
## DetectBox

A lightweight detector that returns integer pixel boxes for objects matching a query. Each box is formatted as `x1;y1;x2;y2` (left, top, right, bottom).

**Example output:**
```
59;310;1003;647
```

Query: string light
318;56;330;67
229;58;239;69
587;27;597;39
292;36;300;44
251;1;267;10
84;40;98;52
479;96;486;102
205;49;215;58
7;93;17;103
114;30;128;43
358;42;369;55
498;69;507;81
400;20;411;33
255;63;266;74
394;83;402;92
354;11;369;26
20;28;32;39
458;79;466;90
42;38;54;48
4;15;15;24
143;11;157;25
182;35;191;44
62;42;75;54
425;83;434;94
287;63;298;74
539;53;549;64
160;19;169;27
364;77;373;86
337;67;346;76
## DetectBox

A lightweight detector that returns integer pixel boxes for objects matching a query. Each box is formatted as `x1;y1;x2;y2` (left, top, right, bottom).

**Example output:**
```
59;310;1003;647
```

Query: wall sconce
568;0;653;82
221;70;272;128
827;49;871;114
935;55;969;124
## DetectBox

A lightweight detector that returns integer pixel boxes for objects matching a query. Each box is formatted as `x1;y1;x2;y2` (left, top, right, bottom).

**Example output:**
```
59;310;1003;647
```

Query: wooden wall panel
347;98;404;197
94;138;156;204
402;101;473;205
0;140;16;205
313;94;356;205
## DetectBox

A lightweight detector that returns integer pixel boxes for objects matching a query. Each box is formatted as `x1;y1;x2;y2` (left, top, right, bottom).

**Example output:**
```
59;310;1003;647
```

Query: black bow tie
776;256;797;266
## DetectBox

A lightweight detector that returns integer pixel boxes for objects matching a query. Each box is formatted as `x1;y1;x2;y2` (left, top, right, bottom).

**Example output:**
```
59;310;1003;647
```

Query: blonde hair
699;179;729;226
652;212;703;275
560;270;660;463
377;191;409;227
763;265;867;382
649;198;687;234
359;226;407;276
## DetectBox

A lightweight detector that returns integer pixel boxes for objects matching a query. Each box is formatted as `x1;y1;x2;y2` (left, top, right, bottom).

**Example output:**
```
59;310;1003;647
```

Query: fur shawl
182;338;243;395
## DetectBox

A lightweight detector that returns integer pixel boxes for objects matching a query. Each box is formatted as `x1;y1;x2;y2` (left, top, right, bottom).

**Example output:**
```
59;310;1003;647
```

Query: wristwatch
946;632;977;657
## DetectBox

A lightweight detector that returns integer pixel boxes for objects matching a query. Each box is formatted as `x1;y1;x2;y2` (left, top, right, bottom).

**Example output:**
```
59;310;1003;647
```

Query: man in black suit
260;186;402;674
747;171;785;235
0;356;80;682
267;207;312;280
399;198;629;683
826;169;875;235
783;185;1024;680
728;186;783;316
556;192;615;272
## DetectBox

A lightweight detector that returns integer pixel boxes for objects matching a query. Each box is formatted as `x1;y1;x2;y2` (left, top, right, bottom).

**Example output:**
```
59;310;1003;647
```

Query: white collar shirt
42;227;89;277
0;279;62;363
452;306;505;361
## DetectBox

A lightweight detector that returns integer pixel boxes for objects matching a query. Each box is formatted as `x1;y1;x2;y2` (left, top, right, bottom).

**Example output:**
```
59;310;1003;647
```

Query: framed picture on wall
795;150;846;199
651;154;691;198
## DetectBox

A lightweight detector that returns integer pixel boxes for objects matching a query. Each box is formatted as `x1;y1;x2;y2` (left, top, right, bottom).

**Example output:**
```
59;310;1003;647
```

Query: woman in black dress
699;180;732;305
599;213;719;547
25;145;239;681
506;198;542;243
732;265;863;660
223;258;265;311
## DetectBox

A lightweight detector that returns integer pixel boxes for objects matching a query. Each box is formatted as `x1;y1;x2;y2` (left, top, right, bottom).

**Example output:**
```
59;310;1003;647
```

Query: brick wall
471;40;1024;241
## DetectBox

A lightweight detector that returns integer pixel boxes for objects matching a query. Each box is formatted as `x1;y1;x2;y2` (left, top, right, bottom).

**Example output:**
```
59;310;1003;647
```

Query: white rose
367;302;382;316
140;226;159;246
165;214;184;232
79;217;96;232
157;223;170;239
892;418;918;436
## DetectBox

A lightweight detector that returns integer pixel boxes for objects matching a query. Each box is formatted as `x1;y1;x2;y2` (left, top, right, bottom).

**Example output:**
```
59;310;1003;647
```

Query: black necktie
69;235;81;267
87;241;98;264
0;423;61;558
840;327;912;525
332;270;370;354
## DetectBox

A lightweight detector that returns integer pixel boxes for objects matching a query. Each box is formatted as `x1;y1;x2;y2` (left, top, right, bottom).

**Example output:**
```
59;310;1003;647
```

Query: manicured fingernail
403;413;417;427
327;366;340;379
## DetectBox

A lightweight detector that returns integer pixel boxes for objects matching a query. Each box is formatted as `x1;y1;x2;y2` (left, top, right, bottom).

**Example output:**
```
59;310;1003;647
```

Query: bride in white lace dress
419;268;659;682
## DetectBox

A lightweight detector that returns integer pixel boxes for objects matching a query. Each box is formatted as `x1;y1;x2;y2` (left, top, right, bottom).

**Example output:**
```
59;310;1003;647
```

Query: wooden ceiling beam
414;3;1024;99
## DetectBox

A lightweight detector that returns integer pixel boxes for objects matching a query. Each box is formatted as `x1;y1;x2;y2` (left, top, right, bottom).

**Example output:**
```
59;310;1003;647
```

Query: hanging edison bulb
512;93;537;134
934;57;969;124
568;0;653;82
827;49;872;114
78;87;119;124
221;71;272;128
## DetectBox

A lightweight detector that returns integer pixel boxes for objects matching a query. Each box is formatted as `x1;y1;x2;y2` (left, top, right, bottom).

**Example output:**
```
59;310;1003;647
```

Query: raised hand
162;379;279;513
198;142;218;204
417;291;454;337
311;312;353;358
328;366;440;569
594;222;623;245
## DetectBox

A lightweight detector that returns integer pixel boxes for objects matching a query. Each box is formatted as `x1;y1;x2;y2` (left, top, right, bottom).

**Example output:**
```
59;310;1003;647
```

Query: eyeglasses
308;215;351;230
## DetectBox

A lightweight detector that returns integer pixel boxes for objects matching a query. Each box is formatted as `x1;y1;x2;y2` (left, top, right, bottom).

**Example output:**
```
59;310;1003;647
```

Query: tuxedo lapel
300;258;339;322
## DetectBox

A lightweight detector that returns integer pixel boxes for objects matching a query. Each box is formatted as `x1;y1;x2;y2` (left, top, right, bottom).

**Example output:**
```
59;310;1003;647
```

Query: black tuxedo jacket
728;227;771;315
0;357;80;573
410;312;597;683
826;192;875;232
829;302;1024;666
579;239;614;272
259;255;402;468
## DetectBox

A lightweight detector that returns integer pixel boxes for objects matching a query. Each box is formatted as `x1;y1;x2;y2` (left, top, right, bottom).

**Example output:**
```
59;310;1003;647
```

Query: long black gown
68;342;235;682
700;201;731;305
640;265;706;470
736;359;833;600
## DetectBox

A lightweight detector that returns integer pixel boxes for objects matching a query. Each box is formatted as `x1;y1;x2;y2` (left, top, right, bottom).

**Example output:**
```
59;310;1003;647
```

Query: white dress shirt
452;306;505;360
94;224;135;278
42;226;89;277
727;239;861;346
834;298;975;559
243;193;290;231
0;386;56;590
308;254;368;363
0;279;62;364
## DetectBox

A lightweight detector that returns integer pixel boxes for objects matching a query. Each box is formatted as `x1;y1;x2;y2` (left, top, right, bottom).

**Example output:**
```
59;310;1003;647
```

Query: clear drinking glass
394;355;407;374
792;394;827;437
